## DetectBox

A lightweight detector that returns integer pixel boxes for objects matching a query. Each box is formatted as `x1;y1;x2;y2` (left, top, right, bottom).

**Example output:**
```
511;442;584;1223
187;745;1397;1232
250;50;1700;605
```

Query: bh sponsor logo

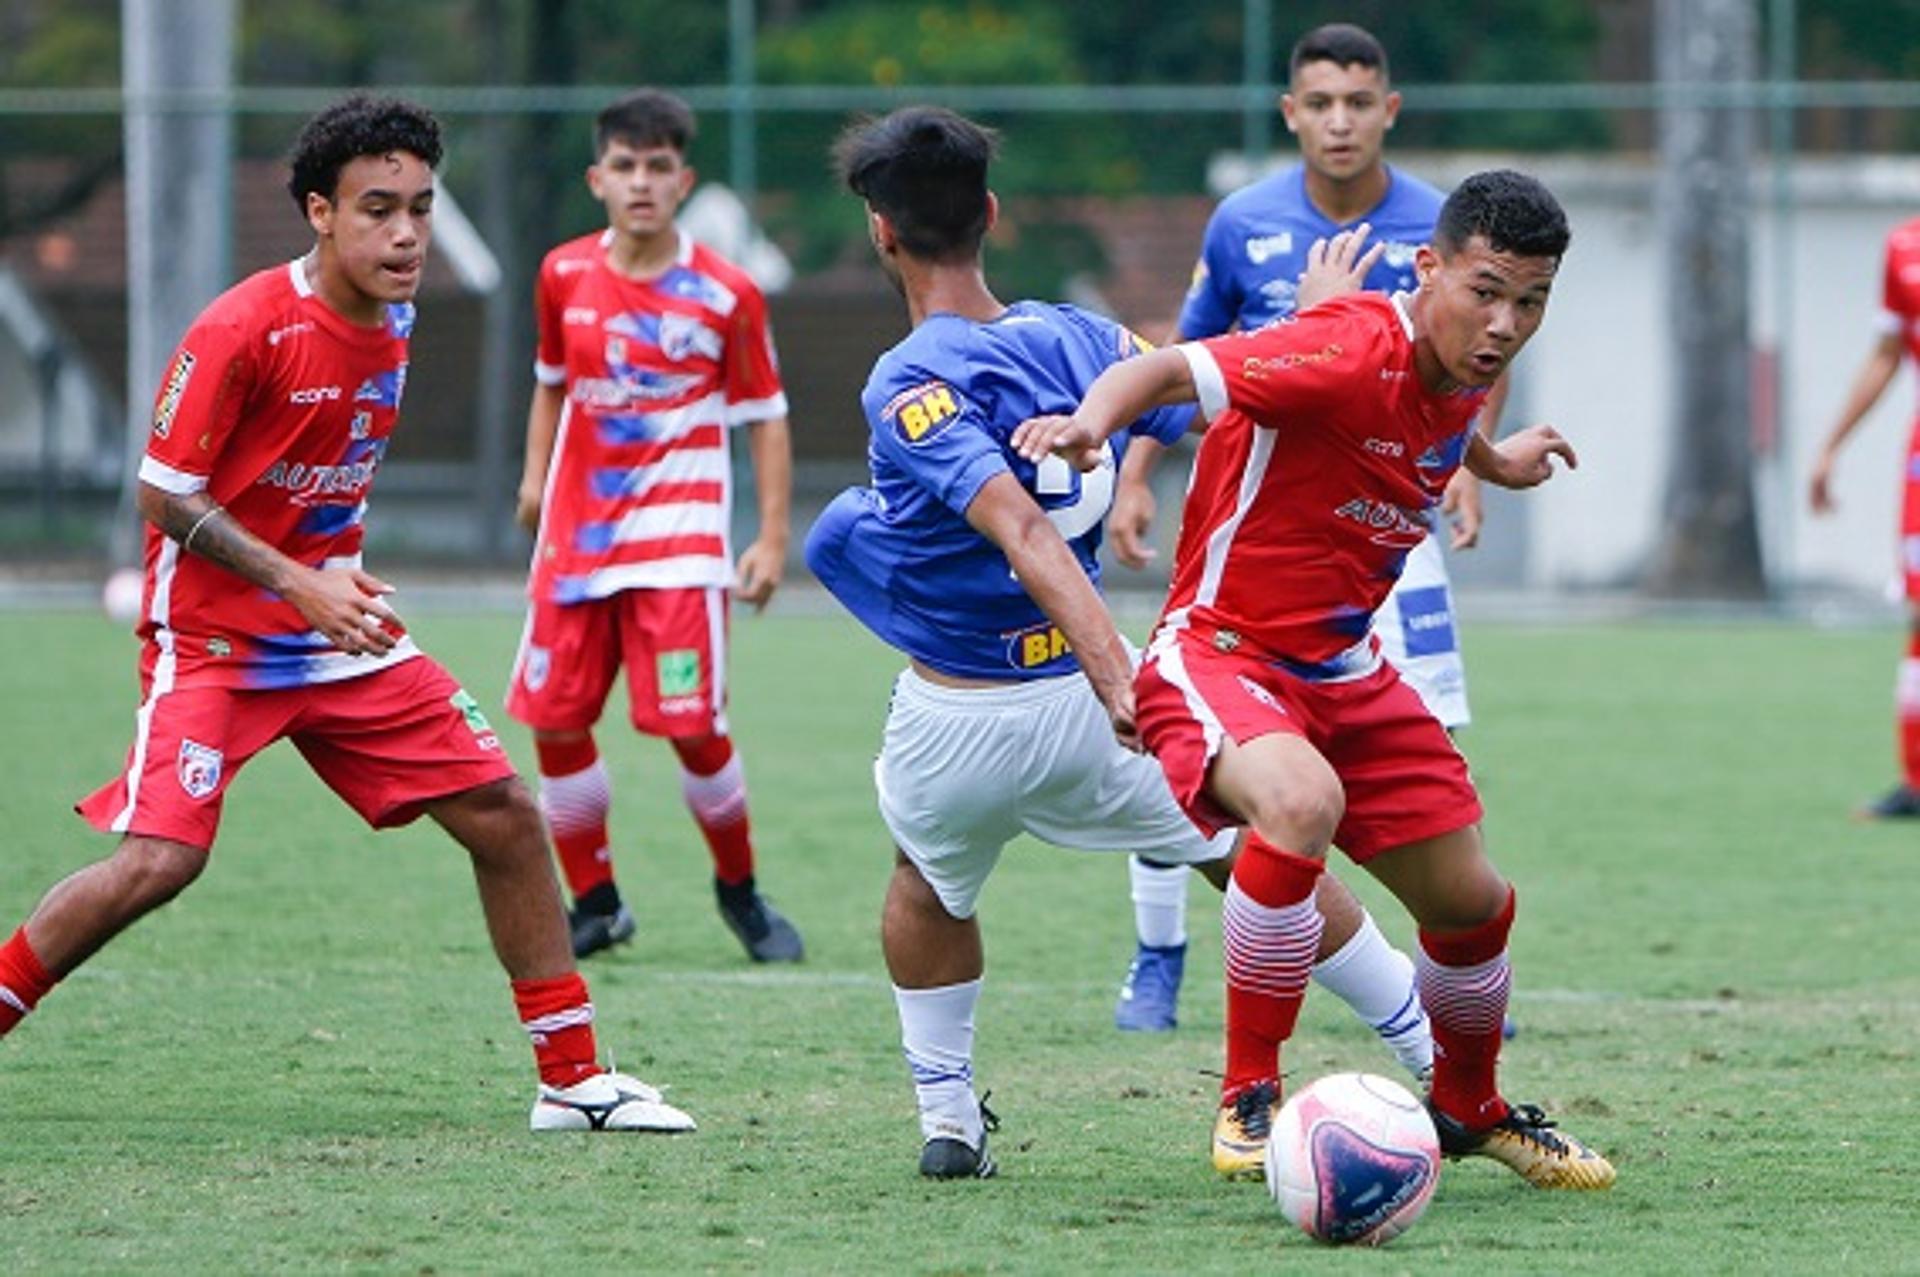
1004;622;1072;670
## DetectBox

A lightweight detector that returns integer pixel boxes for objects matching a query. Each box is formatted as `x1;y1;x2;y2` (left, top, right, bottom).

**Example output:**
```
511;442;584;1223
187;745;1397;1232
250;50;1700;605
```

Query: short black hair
1289;23;1389;83
1435;169;1572;260
595;88;695;158
286;94;441;211
832;106;998;264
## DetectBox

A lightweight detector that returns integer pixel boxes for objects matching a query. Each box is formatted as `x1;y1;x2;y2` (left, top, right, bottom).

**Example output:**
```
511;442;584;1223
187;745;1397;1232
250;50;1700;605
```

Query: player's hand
1111;473;1158;569
1103;684;1143;753
735;538;786;612
514;482;543;532
1441;468;1485;550
1482;424;1577;489
1808;453;1838;515
286;566;401;656
1011;413;1106;471
1296;222;1386;311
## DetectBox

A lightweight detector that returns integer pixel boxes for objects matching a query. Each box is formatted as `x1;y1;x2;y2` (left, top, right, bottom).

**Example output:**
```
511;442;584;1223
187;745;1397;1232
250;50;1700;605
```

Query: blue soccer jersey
1178;163;1444;337
806;302;1188;681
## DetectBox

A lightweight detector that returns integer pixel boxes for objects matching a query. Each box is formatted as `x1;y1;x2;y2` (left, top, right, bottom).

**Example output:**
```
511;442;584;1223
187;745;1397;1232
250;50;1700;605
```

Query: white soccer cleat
530;1070;697;1133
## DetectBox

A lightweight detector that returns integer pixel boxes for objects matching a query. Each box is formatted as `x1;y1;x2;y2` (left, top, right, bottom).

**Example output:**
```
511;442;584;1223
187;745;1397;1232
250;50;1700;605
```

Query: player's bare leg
0;836;206;1038
1202;732;1341;1178
428;776;693;1133
882;852;995;1179
1365;828;1612;1188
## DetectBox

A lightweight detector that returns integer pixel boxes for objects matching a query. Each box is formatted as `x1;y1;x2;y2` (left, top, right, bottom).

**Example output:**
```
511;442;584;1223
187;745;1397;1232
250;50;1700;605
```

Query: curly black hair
1435;169;1571;260
286;94;442;211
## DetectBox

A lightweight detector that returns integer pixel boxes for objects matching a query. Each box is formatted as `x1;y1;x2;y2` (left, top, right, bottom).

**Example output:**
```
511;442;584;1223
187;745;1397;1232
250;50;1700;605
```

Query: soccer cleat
1114;941;1186;1032
530;1069;696;1133
1211;1079;1280;1180
1428;1101;1615;1189
568;903;636;959
715;877;805;963
919;1096;1000;1180
1858;783;1920;820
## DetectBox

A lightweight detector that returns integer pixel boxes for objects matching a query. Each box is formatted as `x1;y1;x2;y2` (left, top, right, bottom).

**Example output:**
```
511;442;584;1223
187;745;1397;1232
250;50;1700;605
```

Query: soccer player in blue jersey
1109;24;1507;1051
807;106;1243;1179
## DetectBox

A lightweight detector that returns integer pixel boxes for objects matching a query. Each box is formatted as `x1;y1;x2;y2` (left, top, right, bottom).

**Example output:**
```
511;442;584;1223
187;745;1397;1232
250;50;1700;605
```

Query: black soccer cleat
1858;783;1920;820
568;904;636;959
919;1095;1000;1179
715;876;805;962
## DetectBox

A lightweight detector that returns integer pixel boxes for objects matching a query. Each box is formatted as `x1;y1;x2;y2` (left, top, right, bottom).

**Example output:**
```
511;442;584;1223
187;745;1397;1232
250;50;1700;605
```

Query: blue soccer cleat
1114;941;1186;1032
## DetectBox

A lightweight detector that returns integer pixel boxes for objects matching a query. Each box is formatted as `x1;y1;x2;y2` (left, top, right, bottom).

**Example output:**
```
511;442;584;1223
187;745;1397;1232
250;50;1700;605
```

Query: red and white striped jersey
1154;292;1487;676
1881;217;1920;378
135;259;420;691
528;229;787;603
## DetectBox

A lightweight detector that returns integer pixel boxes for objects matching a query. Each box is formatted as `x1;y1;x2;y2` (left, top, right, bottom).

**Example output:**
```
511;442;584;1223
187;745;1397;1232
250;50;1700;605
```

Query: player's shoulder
1212;166;1307;226
191;261;303;344
1384;166;1447;212
1887;216;1920;256
684;238;759;292
541;231;605;279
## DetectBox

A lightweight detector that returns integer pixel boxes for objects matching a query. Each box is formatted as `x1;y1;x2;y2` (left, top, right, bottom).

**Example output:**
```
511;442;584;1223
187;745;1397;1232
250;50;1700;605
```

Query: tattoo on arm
153;490;299;594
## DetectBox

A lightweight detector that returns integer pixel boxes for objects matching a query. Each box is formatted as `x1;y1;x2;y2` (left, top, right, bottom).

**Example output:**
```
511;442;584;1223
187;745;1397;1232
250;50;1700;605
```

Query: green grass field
3;604;1918;1274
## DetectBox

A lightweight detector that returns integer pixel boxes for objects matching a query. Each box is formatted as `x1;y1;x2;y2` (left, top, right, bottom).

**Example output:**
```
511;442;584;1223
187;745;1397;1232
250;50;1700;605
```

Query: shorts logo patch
177;738;223;799
657;649;701;699
522;644;551;692
449;689;494;735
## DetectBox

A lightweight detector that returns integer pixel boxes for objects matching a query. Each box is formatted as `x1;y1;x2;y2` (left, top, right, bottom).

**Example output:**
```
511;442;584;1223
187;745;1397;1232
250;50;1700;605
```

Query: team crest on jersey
659;312;724;361
881;380;964;445
349;410;372;440
606;335;629;366
177;739;223;799
153;351;196;439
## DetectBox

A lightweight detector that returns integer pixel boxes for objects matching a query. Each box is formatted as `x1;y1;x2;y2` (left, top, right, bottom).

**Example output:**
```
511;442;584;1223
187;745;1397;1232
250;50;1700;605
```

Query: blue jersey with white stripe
1178;163;1443;337
806;302;1187;680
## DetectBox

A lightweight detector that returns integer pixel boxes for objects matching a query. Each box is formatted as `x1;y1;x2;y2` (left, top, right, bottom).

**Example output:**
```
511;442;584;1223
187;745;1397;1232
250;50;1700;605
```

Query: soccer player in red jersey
1014;170;1614;1188
1809;217;1920;818
0;96;692;1134
509;89;803;962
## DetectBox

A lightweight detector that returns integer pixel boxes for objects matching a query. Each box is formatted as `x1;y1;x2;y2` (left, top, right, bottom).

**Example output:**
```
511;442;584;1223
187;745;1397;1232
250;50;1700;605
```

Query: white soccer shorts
1371;532;1471;730
873;665;1233;920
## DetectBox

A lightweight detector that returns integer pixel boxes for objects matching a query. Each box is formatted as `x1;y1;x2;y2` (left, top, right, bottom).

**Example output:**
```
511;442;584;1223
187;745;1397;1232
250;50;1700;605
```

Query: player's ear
676;164;696;199
984;190;999;234
305;190;333;238
585;162;604;200
868;208;895;253
1279;93;1299;134
1383;90;1403;130
1414;243;1440;288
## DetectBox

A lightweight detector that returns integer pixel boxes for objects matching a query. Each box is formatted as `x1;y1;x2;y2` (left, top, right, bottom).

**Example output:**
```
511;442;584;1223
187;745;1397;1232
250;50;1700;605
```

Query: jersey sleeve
137;315;255;495
868;372;1007;518
1176;206;1241;339
723;276;790;426
533;252;567;387
1112;325;1194;446
1881;235;1910;336
1177;305;1374;428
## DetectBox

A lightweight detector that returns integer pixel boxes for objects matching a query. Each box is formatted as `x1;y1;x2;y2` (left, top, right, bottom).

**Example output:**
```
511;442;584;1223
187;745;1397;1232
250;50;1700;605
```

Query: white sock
894;979;984;1146
1312;911;1434;1077
1129;855;1191;949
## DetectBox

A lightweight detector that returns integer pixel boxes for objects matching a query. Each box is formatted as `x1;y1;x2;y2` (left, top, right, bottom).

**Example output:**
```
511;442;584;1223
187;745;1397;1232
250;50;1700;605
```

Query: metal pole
729;0;756;209
117;0;234;567
1768;0;1797;592
1242;0;1272;161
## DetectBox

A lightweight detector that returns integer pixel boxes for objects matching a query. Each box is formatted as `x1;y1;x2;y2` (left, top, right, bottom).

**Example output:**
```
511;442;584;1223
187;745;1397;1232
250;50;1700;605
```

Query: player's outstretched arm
735;416;793;610
1809;332;1903;515
1464;424;1578;491
515;383;565;531
137;483;399;656
1442;370;1513;550
1011;347;1198;471
964;473;1139;750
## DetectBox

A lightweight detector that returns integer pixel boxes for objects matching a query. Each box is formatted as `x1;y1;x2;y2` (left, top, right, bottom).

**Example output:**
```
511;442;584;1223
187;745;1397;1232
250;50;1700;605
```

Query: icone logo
882;380;963;445
1005;622;1072;670
289;385;342;404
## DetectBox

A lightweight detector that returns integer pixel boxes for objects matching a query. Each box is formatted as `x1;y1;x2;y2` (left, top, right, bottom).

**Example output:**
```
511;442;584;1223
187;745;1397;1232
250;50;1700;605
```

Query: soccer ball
1264;1072;1440;1246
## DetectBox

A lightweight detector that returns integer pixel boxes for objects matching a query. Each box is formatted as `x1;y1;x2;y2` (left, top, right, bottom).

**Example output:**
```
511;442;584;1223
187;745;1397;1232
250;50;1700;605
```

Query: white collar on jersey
597;226;694;268
1389;291;1416;340
288;255;314;298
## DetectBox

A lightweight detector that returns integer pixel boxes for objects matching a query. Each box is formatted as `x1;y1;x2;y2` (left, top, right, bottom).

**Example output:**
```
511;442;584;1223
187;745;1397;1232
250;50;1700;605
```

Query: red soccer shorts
506;586;730;737
1901;421;1920;600
1134;632;1482;861
76;655;516;851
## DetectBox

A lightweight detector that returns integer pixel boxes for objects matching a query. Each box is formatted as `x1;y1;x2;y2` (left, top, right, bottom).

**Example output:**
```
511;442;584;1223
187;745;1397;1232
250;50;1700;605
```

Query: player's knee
113;837;206;908
1242;780;1343;853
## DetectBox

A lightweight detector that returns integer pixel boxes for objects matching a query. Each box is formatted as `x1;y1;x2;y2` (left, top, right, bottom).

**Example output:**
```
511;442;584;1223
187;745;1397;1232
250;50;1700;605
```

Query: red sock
1897;637;1920;788
1221;836;1324;1099
512;972;601;1088
1418;887;1517;1130
535;735;615;902
0;927;57;1038
673;735;754;886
